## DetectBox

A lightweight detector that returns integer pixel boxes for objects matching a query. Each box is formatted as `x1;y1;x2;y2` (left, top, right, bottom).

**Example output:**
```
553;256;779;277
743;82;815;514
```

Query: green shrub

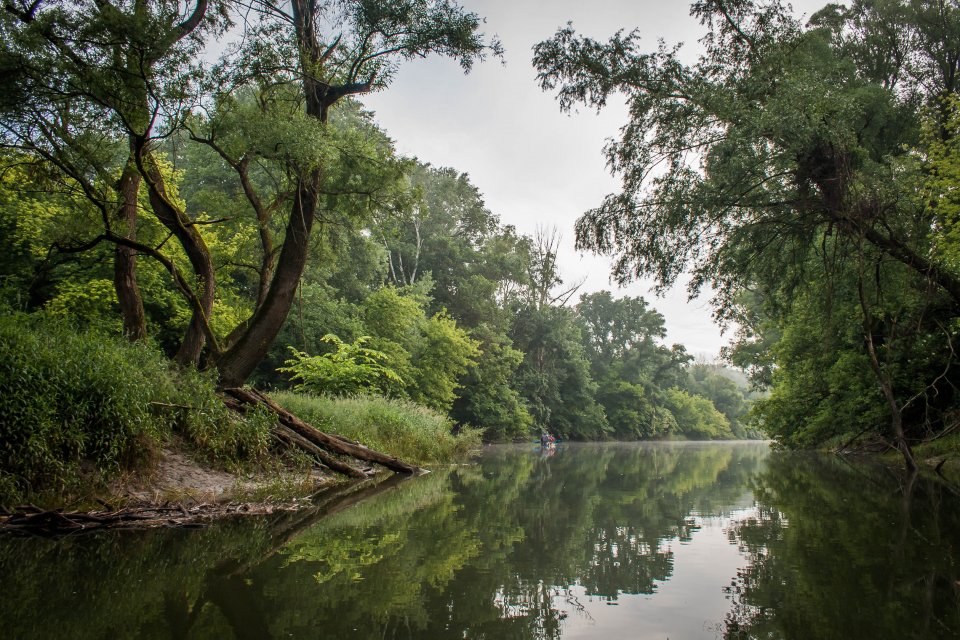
0;315;272;504
279;335;405;396
272;391;481;465
148;366;273;467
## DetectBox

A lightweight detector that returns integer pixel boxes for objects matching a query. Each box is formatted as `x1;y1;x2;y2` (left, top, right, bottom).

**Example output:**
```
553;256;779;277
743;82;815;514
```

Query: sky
361;0;827;358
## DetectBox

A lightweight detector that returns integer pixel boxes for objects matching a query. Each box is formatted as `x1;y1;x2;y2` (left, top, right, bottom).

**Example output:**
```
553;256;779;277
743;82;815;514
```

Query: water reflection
1;443;958;639
722;454;960;639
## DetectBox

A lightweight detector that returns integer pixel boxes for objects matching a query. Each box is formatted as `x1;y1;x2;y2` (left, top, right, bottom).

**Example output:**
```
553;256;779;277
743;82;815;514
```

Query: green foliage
923;94;960;272
378;163;527;320
409;311;481;411
0;316;271;504
745;267;934;449
358;286;480;412
154;366;274;467
577;291;666;367
0;316;164;501
684;364;753;438
43;279;122;333
663;388;735;441
451;325;532;441
0;156;119;317
534;1;960;454
272;392;480;465
280;335;405;397
511;304;608;440
574;292;744;441
595;380;656;439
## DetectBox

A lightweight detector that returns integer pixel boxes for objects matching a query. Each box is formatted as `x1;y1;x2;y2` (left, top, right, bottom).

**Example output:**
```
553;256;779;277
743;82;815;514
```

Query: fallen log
222;387;425;477
272;427;371;479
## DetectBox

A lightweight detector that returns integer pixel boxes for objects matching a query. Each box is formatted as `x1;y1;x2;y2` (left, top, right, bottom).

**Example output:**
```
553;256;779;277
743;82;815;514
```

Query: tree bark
215;178;318;385
143;0;376;383
273;424;370;479
136;144;218;366
210;0;327;385
810;151;960;306
858;277;919;472
114;151;147;341
861;225;960;306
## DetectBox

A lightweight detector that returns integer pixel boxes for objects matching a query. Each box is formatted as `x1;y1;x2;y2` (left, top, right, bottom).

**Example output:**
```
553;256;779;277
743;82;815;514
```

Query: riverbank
0;453;422;536
0;319;481;509
117;441;335;506
0;436;341;534
909;432;960;481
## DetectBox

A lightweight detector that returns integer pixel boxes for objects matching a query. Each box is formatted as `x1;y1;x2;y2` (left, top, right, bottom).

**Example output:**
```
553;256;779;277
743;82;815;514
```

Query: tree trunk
858;277;919;472
861;225;960;307
136;145;217;366
114;152;147;341
211;0;328;385
195;0;377;385
215;177;318;386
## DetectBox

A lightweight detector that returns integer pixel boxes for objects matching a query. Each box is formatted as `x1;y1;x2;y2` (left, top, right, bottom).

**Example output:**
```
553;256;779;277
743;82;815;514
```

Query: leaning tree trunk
858;277;919;473
114;151;147;341
136;145;217;366
206;0;376;386
215;177;318;387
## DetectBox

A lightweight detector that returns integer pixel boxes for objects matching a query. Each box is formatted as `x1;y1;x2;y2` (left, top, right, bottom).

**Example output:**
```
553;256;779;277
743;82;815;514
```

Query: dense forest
534;0;960;470
2;0;959;501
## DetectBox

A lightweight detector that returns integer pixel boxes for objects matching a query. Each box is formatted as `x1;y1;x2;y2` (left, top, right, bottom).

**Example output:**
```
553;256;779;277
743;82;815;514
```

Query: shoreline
0;440;348;536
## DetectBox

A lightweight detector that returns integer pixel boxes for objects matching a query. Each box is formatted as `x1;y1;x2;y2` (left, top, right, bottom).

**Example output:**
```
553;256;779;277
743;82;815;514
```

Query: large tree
533;0;960;467
1;0;500;386
210;0;500;386
1;0;224;351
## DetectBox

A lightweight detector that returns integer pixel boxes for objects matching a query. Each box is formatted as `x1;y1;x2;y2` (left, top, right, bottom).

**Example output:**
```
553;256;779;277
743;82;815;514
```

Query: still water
2;442;959;639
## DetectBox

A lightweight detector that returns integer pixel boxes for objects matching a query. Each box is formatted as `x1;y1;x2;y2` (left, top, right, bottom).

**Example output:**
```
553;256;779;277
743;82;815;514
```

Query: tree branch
175;0;208;41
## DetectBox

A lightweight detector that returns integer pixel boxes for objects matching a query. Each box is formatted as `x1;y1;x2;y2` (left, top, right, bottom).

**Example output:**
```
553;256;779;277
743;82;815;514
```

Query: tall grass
0;315;272;504
272;391;481;465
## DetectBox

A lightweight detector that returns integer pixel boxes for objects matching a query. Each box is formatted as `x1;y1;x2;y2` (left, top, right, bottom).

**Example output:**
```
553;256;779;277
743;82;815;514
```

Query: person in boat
540;432;551;448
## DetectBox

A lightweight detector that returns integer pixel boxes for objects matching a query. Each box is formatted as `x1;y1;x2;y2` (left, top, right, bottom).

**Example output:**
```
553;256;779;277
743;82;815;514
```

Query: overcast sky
361;0;827;358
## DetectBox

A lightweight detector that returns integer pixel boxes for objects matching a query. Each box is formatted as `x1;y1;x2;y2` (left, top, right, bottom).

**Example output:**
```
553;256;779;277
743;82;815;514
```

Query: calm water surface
2;442;959;639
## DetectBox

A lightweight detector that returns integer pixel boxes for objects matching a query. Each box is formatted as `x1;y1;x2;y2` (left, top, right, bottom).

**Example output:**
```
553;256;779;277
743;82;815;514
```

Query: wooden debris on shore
0;473;413;537
0;503;229;536
221;387;426;478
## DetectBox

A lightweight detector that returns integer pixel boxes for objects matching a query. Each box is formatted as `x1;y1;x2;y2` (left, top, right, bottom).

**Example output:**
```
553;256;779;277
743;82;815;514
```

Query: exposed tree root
221;387;425;478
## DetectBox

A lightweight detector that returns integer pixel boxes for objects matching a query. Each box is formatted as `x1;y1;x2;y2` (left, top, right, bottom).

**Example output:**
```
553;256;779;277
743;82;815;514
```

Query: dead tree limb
272;426;370;479
222;387;426;476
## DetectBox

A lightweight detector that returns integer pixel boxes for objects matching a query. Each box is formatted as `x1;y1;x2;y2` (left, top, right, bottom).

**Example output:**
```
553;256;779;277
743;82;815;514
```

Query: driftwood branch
272;426;370;479
222;387;425;477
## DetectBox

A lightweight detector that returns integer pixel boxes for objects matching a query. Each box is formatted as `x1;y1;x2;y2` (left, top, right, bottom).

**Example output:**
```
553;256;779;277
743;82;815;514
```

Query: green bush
279;335;405;396
0;315;271;504
148;365;273;467
272;391;481;465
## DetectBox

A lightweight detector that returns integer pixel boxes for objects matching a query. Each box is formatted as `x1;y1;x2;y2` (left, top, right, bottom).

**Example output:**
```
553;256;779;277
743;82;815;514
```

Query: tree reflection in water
723;454;960;640
3;443;959;639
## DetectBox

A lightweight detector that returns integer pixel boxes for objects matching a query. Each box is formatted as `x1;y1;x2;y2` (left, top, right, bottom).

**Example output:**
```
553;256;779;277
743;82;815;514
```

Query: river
1;442;958;639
